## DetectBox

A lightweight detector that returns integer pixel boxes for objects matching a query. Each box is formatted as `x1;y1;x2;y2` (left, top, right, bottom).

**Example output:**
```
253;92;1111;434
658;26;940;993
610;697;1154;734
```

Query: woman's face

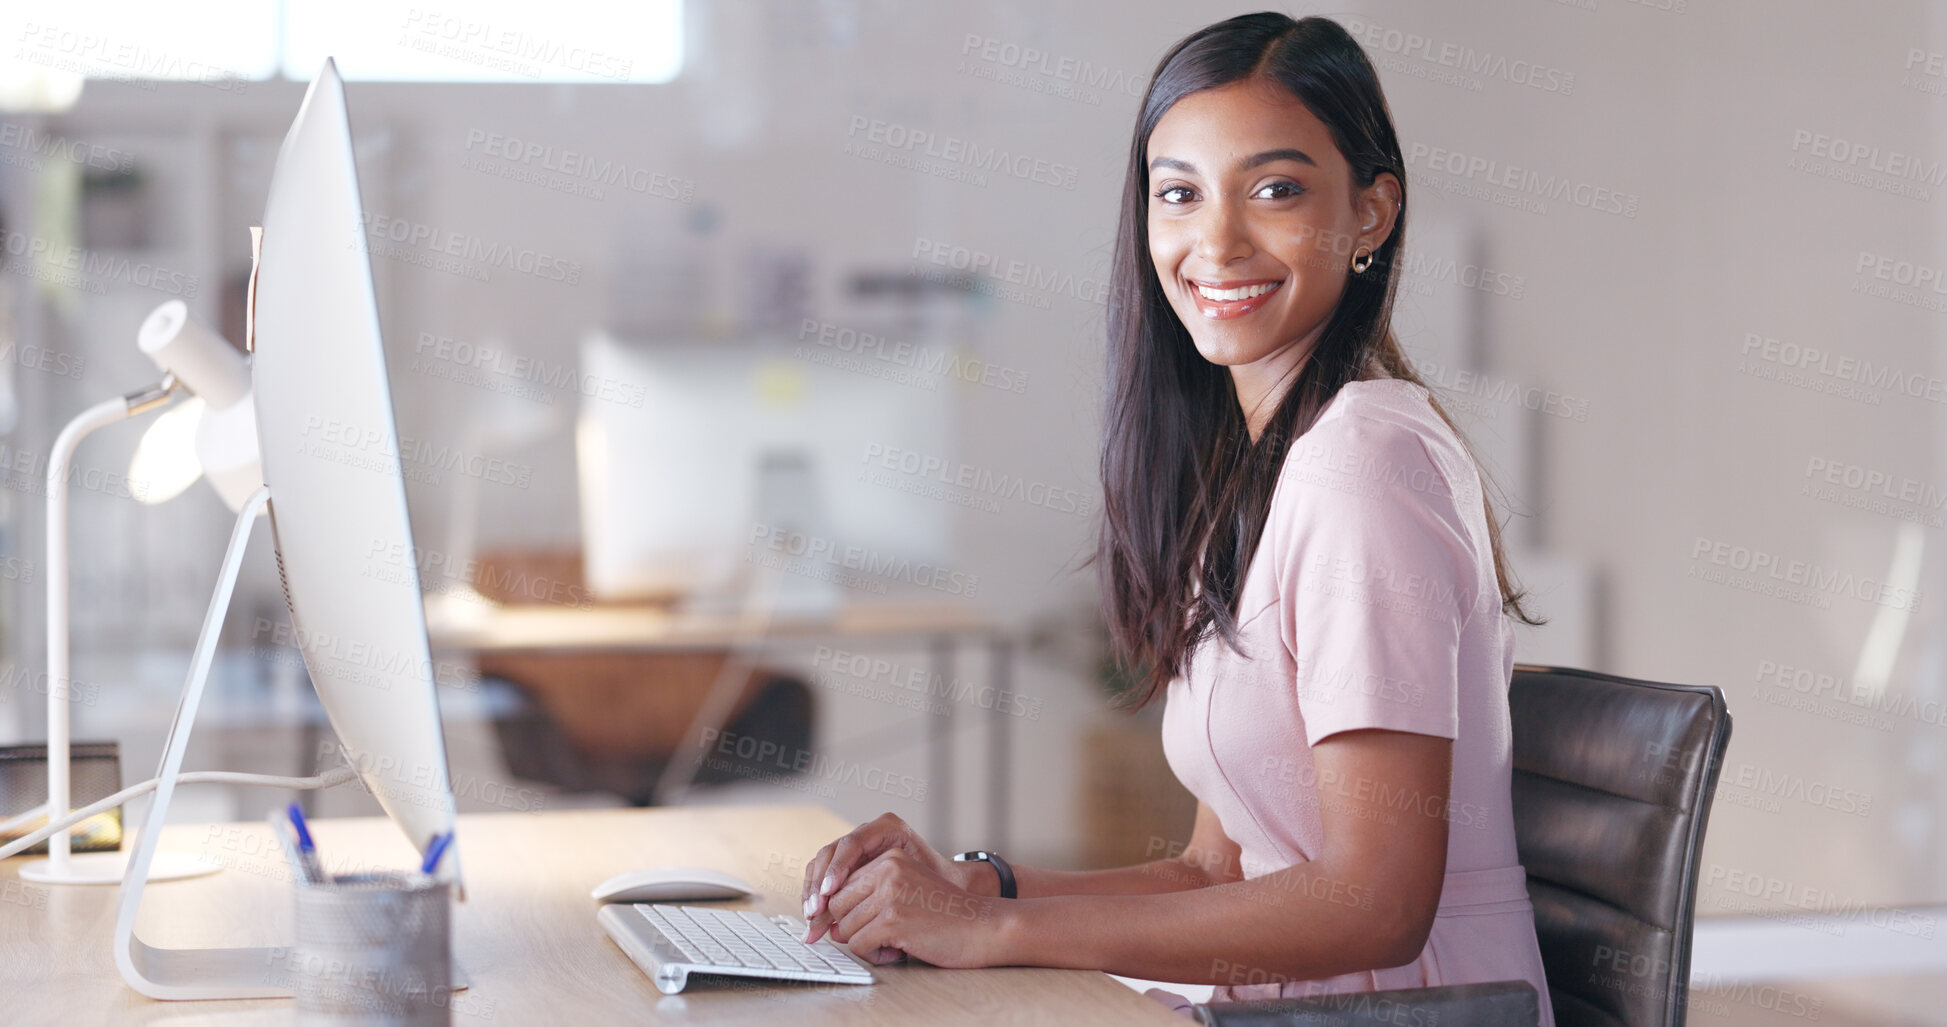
1146;77;1399;381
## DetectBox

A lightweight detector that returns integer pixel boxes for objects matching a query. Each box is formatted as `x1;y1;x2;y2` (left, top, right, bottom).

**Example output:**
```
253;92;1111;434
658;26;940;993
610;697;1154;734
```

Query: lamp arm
43;380;179;870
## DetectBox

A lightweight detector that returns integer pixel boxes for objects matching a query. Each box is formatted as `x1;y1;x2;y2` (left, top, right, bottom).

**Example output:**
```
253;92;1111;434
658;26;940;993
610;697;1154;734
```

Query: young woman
799;13;1554;1021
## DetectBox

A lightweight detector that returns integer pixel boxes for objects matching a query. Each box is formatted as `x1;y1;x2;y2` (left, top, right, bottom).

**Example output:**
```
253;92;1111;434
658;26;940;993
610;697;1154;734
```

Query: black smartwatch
953;850;1016;899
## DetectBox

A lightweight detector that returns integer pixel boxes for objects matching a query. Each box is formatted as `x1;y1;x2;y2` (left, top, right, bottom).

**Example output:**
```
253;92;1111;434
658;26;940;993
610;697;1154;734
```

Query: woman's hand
800;813;983;944
821;846;1007;968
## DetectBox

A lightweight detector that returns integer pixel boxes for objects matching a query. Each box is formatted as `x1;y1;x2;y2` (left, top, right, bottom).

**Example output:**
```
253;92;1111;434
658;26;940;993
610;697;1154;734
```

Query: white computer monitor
254;60;459;858
576;331;955;605
90;57;463;1004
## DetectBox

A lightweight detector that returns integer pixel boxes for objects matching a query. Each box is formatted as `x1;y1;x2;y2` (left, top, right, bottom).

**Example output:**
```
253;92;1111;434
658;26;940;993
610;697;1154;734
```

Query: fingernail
803;895;818;918
820;873;836;895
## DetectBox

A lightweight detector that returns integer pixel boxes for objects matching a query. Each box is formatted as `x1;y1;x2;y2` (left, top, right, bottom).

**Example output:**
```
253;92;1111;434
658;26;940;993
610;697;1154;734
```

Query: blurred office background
0;1;1941;1021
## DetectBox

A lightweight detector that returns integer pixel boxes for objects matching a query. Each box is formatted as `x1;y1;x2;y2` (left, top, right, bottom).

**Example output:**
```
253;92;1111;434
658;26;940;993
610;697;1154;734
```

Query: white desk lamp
9;299;263;885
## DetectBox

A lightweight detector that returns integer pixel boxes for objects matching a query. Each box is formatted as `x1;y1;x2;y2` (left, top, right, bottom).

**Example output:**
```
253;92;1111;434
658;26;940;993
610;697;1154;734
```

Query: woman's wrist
988;895;1097;970
987;894;1037;965
954;854;1003;898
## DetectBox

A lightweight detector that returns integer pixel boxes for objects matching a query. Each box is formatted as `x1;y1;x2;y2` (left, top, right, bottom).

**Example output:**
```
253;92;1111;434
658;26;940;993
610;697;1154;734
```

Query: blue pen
287;802;327;884
420;831;454;876
268;808;315;885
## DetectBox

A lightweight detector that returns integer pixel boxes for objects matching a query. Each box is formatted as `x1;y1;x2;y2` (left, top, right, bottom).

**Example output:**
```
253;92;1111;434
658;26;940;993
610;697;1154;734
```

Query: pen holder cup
291;871;453;1026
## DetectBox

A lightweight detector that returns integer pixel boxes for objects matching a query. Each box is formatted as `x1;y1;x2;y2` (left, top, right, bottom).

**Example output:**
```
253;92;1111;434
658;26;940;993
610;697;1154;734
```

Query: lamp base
20;850;222;885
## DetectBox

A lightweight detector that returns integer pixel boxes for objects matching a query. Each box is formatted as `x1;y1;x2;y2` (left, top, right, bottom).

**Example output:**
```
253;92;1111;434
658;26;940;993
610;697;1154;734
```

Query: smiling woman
1143;82;1393;427
798;12;1553;1023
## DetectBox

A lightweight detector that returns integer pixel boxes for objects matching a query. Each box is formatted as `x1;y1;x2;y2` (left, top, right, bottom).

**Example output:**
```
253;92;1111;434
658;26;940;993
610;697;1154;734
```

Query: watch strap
953;849;1017;899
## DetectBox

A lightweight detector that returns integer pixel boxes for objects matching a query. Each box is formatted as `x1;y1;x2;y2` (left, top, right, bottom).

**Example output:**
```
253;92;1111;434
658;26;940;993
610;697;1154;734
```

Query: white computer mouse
590;866;759;903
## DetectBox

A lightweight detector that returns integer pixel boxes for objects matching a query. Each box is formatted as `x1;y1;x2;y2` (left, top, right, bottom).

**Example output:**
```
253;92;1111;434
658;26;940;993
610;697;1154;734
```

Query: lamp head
137;300;250;410
129;302;264;511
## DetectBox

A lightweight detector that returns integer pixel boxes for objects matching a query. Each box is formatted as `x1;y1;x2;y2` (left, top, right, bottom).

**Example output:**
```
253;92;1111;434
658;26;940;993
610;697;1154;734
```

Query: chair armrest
1191;980;1539;1027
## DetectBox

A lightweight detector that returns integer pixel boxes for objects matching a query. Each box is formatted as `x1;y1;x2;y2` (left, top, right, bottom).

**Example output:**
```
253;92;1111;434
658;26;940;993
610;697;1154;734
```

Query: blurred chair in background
469;550;815;806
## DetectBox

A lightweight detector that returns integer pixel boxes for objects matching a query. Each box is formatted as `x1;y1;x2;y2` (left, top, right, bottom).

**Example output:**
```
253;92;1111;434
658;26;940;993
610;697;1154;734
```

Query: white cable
0;803;49;835
0;765;358;862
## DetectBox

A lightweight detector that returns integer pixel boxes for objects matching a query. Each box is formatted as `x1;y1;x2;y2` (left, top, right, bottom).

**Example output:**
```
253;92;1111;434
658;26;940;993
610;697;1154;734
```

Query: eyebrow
1148;148;1318;175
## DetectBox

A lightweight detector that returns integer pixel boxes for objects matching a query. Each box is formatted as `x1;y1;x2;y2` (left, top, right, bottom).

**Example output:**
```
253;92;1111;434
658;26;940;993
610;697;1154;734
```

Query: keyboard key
635;907;701;962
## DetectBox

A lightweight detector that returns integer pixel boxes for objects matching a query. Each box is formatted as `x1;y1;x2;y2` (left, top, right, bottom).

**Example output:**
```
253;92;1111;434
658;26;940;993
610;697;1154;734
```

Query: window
2;0;683;91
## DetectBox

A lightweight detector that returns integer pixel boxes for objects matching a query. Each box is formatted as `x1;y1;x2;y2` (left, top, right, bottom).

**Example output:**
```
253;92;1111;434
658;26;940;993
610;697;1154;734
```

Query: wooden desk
427;600;1019;852
424;598;997;655
1;804;1179;1025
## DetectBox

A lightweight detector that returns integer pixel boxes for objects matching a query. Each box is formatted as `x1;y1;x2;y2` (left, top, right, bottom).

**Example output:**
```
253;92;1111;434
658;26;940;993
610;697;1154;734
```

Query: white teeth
1195;281;1280;302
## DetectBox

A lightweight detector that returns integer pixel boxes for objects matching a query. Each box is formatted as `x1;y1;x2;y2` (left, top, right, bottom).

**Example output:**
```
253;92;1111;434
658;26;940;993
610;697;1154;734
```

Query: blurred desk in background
426;598;1018;852
426;597;995;653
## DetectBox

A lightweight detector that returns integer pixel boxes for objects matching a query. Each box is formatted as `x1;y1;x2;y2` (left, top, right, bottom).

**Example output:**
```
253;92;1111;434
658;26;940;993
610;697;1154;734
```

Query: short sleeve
1269;411;1482;746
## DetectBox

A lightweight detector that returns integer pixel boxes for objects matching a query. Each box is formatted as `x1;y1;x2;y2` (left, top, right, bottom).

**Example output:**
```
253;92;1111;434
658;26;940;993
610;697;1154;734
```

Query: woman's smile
1188;277;1286;319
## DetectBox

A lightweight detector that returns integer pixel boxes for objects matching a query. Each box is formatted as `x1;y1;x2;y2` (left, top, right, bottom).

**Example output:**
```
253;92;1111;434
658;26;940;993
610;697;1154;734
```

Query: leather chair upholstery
1193;665;1731;1027
1510;665;1729;1027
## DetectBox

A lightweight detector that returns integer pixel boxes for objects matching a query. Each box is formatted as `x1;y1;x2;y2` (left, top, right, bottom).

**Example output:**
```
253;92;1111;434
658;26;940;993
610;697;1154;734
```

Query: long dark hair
1097;12;1536;711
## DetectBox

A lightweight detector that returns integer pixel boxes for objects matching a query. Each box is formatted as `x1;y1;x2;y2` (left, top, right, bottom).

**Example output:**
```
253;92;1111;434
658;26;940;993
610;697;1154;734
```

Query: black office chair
1193;665;1732;1027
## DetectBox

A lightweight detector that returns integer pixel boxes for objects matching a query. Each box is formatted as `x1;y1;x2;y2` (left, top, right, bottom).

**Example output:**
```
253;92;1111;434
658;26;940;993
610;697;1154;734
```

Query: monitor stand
113;486;467;999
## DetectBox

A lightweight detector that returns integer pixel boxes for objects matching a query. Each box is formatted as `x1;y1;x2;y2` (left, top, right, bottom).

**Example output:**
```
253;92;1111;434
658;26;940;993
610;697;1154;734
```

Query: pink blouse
1154;379;1554;1024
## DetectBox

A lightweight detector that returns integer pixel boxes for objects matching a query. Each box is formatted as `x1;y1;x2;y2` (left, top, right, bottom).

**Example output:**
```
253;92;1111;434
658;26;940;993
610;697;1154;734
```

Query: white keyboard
597;903;876;995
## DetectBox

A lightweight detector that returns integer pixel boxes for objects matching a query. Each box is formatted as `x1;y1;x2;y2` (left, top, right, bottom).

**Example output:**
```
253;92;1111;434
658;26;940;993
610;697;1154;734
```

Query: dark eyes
1151;181;1306;204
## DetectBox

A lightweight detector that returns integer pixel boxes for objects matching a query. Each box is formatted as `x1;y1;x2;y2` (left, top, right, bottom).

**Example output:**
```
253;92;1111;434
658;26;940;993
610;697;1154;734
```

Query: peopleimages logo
1406;143;1639;218
7;343;85;380
813;646;1044;720
1740;330;1946;405
957;34;1146;98
1340;17;1576;95
1804;456;1947;515
298;416;534;489
697;727;928;802
461;129;693;202
1790;129;1946;186
1688;536;1922;611
251;617;459;691
1395;246;1526;300
909;237;1110;306
747;524;978;598
858;443;1090;517
0;229;199;296
1855;250;1947;292
0;123;135;172
1724;761;1873;817
413;331;646;408
14;22;250;92
1705;864;1936;940
400;8;633;81
355;211;582;285
844;116;1079;190
796;319;1030;394
1752;658;1947;731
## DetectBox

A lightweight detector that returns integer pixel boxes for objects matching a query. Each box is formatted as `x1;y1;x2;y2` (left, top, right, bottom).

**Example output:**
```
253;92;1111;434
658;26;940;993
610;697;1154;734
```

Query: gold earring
1351;246;1374;274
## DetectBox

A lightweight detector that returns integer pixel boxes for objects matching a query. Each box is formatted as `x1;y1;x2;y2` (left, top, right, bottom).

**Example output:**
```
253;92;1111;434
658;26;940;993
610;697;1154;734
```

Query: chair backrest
1509;666;1731;1027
